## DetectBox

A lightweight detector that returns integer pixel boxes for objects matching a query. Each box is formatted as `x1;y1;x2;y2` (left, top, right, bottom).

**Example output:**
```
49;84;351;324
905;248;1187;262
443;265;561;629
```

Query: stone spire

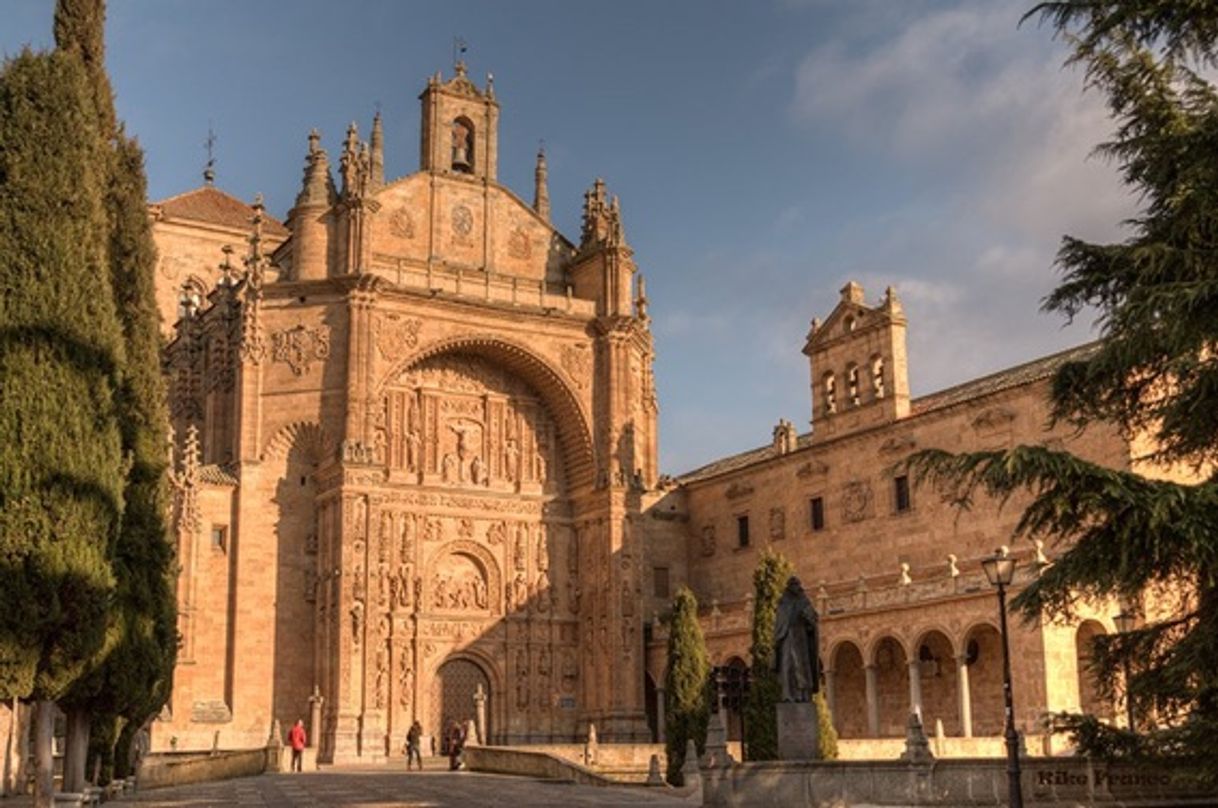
295;129;335;209
369;111;385;191
533;145;550;222
580;178;610;248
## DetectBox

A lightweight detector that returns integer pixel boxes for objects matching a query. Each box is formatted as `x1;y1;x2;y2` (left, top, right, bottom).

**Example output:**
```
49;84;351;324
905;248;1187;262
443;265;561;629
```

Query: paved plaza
115;761;688;808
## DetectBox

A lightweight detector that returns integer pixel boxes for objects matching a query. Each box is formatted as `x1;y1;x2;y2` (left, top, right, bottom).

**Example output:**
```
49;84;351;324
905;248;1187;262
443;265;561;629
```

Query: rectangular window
653;567;670;599
211;525;228;552
737;515;750;548
810;497;825;531
894;475;912;513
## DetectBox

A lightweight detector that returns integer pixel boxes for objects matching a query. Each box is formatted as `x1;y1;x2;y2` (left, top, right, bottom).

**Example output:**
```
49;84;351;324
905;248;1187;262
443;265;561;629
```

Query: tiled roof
153;185;289;237
198;464;239;487
909;341;1100;415
676;340;1101;485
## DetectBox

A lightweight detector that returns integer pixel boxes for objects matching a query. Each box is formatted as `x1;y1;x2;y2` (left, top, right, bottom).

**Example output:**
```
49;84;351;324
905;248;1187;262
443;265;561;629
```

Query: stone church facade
147;64;1182;762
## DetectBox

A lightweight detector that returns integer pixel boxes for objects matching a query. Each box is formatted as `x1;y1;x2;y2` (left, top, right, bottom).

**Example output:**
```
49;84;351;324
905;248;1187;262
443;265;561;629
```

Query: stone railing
370;257;596;317
702;758;1218;807
462;744;619;787
135;747;273;790
652;551;1045;643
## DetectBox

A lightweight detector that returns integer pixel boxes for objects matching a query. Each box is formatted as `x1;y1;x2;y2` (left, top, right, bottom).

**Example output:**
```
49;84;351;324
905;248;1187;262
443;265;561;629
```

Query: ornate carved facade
155;62;656;761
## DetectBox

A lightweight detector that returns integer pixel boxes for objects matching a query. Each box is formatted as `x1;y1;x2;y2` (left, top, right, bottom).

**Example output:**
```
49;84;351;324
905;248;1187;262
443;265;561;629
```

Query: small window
894;475;912;513
846;363;861;407
737;515;750;548
211;525;228;552
822;372;837;416
810;497;825;532
653;567;670;599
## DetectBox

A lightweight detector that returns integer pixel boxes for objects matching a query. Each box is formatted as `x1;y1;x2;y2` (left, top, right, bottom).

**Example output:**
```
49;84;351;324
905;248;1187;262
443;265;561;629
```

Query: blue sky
3;1;1132;474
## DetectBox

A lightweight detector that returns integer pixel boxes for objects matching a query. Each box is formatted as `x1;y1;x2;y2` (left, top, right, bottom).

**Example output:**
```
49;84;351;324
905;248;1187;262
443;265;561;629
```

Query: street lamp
1113;607;1137;731
982;548;1023;808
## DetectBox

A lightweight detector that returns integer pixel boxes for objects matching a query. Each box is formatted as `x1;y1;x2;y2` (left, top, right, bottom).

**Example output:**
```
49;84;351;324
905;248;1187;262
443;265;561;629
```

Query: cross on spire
203;123;217;185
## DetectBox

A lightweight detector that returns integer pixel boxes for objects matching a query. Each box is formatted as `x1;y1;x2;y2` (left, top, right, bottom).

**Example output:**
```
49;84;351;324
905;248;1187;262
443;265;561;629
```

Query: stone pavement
119;759;689;808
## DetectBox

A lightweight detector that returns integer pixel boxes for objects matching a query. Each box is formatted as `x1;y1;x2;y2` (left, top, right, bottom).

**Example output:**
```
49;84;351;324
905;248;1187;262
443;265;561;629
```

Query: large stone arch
376;334;595;490
260;421;335;464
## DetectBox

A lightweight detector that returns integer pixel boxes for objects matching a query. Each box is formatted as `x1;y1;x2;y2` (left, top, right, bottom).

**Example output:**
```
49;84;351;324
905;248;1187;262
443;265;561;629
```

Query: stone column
473;684;487;744
955;654;973;738
908;659;923;721
308;686;324;747
864;665;880;736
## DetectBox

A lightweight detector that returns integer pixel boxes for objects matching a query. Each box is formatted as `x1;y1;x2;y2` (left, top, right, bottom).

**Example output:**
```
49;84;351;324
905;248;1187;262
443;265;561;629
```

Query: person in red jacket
289;719;307;772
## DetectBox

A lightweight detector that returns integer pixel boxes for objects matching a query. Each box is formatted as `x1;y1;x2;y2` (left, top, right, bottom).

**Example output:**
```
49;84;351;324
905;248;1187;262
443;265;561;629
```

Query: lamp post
982;549;1023;808
1113;608;1136;731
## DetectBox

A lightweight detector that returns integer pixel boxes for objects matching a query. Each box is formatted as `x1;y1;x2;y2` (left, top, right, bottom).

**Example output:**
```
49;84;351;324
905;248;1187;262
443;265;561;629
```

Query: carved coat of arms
271;324;331;375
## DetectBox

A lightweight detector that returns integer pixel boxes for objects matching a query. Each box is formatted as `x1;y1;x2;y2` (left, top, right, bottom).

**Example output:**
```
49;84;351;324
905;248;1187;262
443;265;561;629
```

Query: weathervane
203;123;217;186
453;36;468;73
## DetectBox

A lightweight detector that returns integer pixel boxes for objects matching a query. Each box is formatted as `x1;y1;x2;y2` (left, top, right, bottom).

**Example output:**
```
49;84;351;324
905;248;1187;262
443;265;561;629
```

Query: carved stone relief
769;506;786;540
271;324;331;375
701;525;716;557
374;314;422;361
389;206;415;239
842;480;874;523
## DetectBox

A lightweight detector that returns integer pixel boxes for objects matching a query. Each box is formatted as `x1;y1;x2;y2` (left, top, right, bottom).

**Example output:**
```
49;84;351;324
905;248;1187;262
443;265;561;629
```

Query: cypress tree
664;586;710;786
742;549;792;760
814;691;838;760
51;0;178;787
909;0;1218;780
0;46;126;806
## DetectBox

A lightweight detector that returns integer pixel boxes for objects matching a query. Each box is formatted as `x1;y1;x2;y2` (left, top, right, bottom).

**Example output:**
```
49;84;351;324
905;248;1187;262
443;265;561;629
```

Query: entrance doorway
434;658;491;747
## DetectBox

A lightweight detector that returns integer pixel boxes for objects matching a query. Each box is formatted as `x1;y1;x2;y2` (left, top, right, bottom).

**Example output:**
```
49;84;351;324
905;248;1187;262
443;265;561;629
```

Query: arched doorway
724;656;748;741
1076;620;1112;720
873;636;909;737
434;658;491;748
914;630;959;736
831;641;867;738
964;624;1004;736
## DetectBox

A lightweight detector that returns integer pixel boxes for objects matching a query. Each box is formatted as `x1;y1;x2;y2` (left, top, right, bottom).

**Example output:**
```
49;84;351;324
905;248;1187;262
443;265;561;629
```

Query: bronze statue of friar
773;576;820;702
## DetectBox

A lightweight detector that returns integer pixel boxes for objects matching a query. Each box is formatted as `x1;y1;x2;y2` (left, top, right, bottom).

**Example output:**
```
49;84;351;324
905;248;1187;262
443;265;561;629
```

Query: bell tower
419;61;499;182
803;281;910;438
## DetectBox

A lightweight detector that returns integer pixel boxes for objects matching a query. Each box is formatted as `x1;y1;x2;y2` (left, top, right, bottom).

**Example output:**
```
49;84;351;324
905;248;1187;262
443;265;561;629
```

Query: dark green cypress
664;586;710;785
0;47;125;703
814;690;838;760
742;549;791;760
50;0;178;784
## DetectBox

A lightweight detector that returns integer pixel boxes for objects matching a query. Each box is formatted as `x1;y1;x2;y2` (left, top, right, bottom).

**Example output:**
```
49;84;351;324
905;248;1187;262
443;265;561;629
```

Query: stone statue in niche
352;564;366;602
535;570;551;613
374;648;388;709
503;437;518;482
458;518;474;539
378;513;392;562
398;656;414;709
470;455;486;486
536;530;549;571
567;579;580;614
377;563;390;606
442;453;456;482
352;498;366;541
304;569;318;603
512;572;530;611
350;601;364;647
424;517;443;543
485;521;505;546
405;427;420;473
514;524;528;571
399;515;414;560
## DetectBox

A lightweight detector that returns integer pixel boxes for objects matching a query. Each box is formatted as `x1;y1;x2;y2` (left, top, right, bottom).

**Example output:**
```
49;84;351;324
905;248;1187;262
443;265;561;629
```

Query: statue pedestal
776;701;820;761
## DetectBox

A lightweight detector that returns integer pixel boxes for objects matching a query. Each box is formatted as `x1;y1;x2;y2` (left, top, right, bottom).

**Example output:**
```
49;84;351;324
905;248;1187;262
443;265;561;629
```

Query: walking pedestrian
406;720;423;771
289;719;307;772
447;721;465;771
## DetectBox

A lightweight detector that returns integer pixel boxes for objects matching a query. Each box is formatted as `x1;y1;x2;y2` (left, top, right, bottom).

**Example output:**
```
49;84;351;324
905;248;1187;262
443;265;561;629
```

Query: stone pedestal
776;701;819;761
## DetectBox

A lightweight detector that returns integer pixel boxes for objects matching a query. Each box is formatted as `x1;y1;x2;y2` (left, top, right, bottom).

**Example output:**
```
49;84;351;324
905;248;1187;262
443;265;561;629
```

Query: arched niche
425;539;503;617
